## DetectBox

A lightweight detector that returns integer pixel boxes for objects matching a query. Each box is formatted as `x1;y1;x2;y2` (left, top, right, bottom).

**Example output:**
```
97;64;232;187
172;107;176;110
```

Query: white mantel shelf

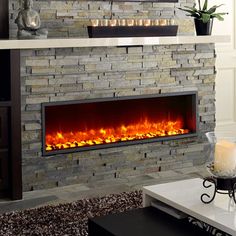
0;35;230;50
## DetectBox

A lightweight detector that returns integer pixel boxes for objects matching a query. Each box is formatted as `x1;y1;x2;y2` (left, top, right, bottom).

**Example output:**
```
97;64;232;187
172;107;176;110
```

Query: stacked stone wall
8;0;216;191
20;44;216;191
9;0;194;38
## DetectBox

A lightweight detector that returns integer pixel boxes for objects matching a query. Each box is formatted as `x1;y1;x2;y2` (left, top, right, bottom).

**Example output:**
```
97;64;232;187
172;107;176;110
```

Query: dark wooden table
88;207;211;236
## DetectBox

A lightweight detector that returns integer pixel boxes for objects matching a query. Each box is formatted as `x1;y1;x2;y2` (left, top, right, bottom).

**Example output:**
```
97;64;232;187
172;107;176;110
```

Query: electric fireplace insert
42;91;198;156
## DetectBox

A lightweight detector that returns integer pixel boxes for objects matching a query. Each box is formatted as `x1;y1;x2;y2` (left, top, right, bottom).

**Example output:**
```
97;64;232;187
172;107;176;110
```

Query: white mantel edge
0;35;230;50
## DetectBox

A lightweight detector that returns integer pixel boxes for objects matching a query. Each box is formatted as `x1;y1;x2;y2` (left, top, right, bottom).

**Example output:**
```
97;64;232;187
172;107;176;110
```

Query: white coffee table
143;178;236;236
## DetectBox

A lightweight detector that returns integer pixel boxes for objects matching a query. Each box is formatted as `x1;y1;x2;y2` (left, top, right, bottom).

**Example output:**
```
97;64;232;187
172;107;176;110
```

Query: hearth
42;92;198;156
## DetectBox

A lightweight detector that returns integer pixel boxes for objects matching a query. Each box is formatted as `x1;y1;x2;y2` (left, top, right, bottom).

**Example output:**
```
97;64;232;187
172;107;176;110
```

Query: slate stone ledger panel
20;44;216;191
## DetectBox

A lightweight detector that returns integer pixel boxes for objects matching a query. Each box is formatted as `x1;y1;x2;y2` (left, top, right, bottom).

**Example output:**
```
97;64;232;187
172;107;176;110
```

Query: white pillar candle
214;140;236;173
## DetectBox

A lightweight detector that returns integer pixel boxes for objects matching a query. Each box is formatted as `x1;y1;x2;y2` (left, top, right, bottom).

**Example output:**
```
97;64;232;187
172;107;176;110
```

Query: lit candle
127;19;134;26
91;19;99;27
159;19;167;26
136;19;143;26
169;19;175;25
109;19;117;27
101;19;109;26
152;19;159;26
118;19;126;26
143;19;151;27
31;21;37;27
214;140;236;173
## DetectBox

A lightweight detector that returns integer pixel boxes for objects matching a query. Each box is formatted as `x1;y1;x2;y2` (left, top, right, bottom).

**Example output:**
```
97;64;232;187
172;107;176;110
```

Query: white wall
213;0;236;135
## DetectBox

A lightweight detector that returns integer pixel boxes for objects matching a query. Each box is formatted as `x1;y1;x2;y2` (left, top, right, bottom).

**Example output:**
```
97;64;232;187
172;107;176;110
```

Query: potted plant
179;0;228;35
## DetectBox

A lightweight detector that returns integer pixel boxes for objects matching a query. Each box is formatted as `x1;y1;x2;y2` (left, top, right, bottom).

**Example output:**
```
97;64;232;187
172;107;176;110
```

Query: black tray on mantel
87;25;178;38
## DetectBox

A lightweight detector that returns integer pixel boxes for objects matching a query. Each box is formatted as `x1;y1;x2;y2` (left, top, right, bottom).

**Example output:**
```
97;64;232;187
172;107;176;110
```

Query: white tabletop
0;35;230;50
143;178;236;235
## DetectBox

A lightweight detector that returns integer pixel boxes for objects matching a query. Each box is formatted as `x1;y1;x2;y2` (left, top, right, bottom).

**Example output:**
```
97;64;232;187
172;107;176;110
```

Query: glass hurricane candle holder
201;132;236;204
205;131;236;178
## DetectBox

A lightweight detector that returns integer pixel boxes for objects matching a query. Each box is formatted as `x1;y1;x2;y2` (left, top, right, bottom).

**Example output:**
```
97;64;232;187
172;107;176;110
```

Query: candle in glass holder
118;19;126;26
159;19;167;26
143;19;151;26
101;19;109;26
135;19;143;26
169;19;175;25
127;19;134;26
109;19;117;27
214;140;236;173
91;19;99;27
152;19;159;26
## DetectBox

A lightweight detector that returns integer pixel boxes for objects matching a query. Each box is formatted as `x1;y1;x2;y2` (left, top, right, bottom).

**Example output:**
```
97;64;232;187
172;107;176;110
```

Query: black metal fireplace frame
42;91;198;156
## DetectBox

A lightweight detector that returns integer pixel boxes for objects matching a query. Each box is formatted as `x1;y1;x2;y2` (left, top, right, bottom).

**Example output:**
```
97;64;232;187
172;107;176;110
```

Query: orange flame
45;118;189;152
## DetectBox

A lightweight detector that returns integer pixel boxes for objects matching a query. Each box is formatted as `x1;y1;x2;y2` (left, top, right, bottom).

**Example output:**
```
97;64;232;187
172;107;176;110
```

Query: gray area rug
0;190;229;236
0;191;142;236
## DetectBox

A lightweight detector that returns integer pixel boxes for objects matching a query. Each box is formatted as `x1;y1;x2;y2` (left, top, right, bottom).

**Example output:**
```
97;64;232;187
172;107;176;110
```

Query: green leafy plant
179;0;228;23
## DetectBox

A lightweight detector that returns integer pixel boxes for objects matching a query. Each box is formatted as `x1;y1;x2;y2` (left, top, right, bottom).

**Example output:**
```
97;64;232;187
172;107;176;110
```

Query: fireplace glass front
42;92;198;156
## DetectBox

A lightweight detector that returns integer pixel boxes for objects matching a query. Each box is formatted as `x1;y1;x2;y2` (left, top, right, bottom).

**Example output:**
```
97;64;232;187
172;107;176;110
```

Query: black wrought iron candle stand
201;176;236;204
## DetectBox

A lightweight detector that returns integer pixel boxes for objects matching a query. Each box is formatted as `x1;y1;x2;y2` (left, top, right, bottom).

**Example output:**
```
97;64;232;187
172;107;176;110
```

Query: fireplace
42;91;198;156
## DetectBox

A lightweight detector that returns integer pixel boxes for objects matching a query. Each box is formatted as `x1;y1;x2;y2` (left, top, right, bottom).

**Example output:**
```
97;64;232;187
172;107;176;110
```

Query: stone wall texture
9;0;216;191
9;0;195;38
20;43;216;191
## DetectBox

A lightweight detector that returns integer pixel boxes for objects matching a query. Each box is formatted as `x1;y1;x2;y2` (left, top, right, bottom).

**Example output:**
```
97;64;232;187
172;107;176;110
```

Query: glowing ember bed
42;92;198;156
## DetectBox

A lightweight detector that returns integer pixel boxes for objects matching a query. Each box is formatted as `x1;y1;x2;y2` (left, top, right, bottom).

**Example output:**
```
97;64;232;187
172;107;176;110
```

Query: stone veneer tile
9;0;195;38
8;0;217;191
19;43;216;191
